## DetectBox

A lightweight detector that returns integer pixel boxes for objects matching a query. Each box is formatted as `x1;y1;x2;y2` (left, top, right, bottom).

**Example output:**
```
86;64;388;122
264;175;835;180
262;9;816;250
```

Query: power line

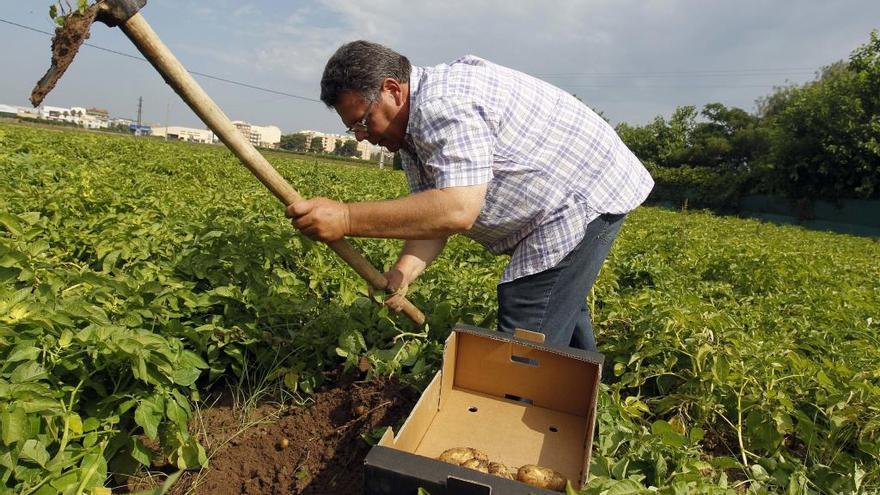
1;17;817;96
533;68;816;78
564;83;783;89
0;17;322;103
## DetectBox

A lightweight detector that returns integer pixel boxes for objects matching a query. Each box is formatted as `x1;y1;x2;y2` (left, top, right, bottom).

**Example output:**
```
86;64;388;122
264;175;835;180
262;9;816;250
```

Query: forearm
394;238;448;282
347;184;487;240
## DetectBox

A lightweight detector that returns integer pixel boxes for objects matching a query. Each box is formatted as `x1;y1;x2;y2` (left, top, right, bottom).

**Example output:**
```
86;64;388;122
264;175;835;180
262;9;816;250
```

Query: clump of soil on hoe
133;374;418;494
31;5;100;107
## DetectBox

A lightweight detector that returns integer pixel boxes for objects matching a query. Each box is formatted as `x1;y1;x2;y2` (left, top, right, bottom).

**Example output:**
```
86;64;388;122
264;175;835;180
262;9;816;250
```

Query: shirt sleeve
400;148;431;193
410;97;495;189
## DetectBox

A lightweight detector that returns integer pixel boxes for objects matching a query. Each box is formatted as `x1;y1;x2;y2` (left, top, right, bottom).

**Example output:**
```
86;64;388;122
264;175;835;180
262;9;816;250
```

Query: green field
1;122;878;494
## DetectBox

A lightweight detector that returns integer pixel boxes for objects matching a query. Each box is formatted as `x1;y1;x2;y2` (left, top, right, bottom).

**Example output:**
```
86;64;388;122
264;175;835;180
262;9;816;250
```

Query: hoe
31;0;426;326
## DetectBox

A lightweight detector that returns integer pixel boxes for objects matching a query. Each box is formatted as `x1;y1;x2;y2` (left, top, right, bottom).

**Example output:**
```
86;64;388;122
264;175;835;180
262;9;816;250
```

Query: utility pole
163;99;170;141
135;96;143;136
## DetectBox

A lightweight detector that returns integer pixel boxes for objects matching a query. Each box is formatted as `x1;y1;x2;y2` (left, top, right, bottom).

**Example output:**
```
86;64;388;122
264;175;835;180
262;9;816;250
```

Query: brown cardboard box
364;324;603;494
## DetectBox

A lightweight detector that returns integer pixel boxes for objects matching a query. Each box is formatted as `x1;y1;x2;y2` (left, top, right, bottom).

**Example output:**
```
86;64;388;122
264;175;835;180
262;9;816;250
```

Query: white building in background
321;134;343;153
257;125;282;148
16;107;40;120
69;106;109;129
232;121;282;148
23;104;109;129
151;126;216;144
37;105;75;123
355;140;373;160
85;108;110;129
297;129;391;161
299;130;346;153
109;117;134;127
0;104;24;116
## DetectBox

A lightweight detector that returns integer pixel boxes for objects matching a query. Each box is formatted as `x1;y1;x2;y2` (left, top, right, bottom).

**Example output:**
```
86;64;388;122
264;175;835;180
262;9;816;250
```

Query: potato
461;458;489;473
468;448;489;462
487;461;514;480
517;464;567;492
437;447;488;466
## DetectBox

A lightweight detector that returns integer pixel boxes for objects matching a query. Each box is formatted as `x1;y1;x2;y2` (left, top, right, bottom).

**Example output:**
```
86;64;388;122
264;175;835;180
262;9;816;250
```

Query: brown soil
700;425;739;458
125;373;418;494
700;425;751;490
31;5;100;107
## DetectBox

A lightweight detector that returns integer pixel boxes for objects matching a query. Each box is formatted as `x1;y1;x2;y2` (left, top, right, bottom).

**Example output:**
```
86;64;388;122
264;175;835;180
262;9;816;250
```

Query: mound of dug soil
133;373;419;494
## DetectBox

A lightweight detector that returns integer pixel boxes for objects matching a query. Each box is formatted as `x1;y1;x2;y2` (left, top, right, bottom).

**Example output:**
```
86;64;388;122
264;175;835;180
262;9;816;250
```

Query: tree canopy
617;30;880;202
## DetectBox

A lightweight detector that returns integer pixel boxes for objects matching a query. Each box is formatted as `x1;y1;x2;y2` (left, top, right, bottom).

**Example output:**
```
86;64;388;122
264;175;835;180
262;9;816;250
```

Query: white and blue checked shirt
400;56;654;283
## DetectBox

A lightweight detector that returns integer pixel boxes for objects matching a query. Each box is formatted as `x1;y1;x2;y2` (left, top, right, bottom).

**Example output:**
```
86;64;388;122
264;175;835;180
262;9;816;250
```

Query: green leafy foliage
48;0;92;26
0;124;438;493
587;209;880;493
335;139;359;157
763;31;880;200
618;31;880;205
1;122;879;494
279;132;309;152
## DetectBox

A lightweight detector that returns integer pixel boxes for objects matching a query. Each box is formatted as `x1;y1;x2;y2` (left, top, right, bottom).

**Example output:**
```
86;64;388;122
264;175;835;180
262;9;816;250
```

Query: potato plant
0;123;878;494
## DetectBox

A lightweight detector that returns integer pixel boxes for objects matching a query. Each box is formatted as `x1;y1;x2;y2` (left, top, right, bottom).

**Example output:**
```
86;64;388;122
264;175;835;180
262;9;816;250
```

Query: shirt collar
404;65;423;138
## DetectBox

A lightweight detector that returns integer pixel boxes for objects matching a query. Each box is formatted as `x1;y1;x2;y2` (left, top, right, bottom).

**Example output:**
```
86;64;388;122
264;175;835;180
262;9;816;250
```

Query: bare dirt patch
124;373;418;494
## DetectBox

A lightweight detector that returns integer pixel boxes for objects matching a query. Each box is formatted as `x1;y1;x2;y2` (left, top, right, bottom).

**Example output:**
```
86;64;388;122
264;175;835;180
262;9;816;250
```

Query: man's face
335;80;408;152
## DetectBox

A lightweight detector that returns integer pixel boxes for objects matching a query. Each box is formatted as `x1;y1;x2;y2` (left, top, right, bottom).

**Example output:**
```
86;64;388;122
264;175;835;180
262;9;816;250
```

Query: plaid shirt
400;56;654;282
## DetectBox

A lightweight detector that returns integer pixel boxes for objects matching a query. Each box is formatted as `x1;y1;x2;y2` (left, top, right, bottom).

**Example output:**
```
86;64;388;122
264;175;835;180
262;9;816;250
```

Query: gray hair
320;40;411;107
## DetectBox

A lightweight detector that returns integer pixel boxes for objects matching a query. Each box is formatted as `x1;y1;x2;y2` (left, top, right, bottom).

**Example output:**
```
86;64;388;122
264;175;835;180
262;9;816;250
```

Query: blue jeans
497;213;626;351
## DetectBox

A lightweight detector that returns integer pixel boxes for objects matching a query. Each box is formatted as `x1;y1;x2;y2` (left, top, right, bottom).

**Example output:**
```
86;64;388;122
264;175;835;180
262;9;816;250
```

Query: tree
310;136;324;153
686;103;769;171
765;31;880;200
280;133;308;152
336;139;359;157
615;107;696;168
663;106;698;167
616;120;665;167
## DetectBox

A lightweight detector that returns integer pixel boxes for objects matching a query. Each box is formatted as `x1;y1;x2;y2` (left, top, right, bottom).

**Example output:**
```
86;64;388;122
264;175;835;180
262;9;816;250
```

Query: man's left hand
287;197;351;242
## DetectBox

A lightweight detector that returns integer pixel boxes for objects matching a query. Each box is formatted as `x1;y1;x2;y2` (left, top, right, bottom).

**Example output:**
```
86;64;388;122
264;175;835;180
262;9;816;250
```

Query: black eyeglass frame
345;99;375;135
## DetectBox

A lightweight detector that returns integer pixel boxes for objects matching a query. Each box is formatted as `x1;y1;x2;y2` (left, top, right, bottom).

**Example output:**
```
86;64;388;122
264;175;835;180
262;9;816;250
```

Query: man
287;40;653;352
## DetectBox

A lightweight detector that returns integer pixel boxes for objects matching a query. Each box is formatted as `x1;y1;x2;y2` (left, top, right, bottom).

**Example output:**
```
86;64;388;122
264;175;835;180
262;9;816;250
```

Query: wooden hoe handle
120;13;426;326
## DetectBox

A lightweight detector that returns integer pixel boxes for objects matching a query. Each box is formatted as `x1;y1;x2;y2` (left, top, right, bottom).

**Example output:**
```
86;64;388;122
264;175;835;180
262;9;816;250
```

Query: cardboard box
365;324;603;494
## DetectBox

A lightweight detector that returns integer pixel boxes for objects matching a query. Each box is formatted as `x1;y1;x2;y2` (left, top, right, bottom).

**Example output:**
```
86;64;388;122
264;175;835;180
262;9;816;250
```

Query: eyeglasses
345;100;374;135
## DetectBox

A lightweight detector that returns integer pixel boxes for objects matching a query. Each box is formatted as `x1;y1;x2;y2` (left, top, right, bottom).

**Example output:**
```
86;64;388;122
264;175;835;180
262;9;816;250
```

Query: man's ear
383;78;405;106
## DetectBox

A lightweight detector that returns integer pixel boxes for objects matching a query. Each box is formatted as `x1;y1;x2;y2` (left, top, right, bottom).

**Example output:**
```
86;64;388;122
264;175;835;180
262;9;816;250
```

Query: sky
1;1;878;135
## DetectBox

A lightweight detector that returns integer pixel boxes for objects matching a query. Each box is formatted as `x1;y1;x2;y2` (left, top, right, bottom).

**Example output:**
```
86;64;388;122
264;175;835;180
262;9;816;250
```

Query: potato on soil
357;356;371;373
517;464;567;491
437;447;488;466
488;461;514;479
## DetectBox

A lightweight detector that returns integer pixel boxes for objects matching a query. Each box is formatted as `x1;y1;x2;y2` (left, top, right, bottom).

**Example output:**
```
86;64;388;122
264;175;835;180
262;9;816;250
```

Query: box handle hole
468;406;479;413
549;425;559;432
504;394;533;405
510;355;540;367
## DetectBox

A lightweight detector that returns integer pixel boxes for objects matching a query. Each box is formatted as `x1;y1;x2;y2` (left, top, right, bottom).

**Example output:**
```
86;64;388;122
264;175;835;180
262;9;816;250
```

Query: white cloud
232;4;262;18
63;0;877;130
220;0;878;125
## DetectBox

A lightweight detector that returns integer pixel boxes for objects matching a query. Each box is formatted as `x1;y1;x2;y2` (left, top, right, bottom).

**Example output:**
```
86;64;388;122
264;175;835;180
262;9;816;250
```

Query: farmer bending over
288;41;653;351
